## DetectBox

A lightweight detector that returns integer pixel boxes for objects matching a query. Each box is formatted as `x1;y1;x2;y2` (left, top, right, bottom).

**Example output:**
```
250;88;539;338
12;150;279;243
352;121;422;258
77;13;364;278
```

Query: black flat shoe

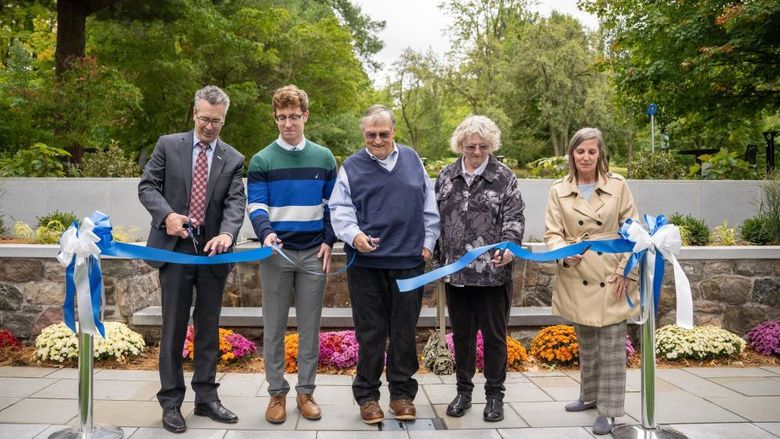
194;400;239;424
446;394;472;417
162;406;186;433
483;397;504;422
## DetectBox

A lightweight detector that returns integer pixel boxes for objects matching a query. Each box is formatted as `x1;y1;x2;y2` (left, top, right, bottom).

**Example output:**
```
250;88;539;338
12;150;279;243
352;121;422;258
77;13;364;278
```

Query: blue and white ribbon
57;211;277;337
57;213;107;337
619;215;693;328
396;213;693;329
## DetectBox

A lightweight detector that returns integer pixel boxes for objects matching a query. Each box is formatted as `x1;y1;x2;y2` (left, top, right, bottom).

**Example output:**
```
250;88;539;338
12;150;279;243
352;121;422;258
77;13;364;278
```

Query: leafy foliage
655;324;745;361
526;155;568;179
628;151;686;179
79;140;140;177
0;143;71;177
688;148;758;180
711;220;737;246
741;216;773;245
669;213;711;246
581;0;780;149
36;210;77;230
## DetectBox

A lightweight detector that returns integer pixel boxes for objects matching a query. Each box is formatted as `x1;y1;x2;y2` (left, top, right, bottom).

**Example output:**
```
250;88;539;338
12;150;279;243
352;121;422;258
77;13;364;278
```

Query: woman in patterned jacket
435;115;525;423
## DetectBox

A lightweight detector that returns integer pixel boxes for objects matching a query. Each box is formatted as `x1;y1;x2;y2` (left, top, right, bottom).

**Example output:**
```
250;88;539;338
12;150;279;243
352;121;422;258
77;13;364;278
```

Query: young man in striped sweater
247;85;337;424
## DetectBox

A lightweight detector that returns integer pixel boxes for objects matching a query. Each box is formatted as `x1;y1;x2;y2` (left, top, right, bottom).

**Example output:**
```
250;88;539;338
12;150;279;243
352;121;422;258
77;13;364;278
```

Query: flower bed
745;320;780;356
655;324;745;360
182;326;256;364
34;322;145;363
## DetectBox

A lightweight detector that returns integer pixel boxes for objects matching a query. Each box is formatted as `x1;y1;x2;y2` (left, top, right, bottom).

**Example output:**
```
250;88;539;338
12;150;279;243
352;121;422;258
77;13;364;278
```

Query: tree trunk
55;0;116;163
55;0;88;79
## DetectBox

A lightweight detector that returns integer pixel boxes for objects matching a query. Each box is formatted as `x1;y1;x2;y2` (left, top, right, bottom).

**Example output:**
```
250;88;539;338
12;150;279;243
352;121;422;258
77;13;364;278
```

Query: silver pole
651;114;656;154
49;331;123;439
612;294;687;439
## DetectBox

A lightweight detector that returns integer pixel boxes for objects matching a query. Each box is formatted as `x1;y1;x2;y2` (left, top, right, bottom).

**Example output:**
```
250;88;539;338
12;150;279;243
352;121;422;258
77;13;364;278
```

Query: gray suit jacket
138;130;246;277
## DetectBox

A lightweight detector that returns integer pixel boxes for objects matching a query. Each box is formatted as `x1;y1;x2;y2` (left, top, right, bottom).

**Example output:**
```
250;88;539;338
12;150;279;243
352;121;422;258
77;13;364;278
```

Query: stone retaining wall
1;246;777;341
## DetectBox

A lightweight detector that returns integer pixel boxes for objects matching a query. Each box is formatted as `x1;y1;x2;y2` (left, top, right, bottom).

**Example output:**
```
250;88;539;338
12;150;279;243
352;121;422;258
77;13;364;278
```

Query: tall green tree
581;0;780;143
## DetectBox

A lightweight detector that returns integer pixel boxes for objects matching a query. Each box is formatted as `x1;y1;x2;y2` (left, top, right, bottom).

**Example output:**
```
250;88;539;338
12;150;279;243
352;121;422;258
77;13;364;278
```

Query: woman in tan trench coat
544;127;639;436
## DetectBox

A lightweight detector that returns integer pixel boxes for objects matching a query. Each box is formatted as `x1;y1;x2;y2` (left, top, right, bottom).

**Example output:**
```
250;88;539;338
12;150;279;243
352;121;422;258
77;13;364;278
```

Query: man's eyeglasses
465;143;490;152
274;114;304;123
196;116;224;127
364;131;392;140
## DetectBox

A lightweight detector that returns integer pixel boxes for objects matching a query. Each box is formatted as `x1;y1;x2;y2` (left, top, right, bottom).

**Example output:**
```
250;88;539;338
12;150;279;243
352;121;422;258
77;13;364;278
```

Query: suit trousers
157;238;227;408
574;321;627;417
445;283;510;399
260;246;326;396
348;264;424;405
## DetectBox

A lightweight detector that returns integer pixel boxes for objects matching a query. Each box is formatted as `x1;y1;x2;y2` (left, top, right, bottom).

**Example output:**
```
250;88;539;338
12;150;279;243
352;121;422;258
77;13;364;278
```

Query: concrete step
131;306;566;328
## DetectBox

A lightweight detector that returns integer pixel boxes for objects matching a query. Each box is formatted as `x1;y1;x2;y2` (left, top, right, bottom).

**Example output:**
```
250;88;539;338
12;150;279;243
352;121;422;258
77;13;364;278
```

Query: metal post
612;295;687;439
49;330;123;439
647;104;658;154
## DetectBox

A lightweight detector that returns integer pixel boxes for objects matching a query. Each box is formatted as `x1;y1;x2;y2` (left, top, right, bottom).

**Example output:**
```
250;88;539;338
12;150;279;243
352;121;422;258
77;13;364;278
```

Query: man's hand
421;247;432;261
263;233;282;248
164;213;190;239
353;233;380;253
318;243;333;273
608;274;632;300
491;248;513;267
204;233;233;256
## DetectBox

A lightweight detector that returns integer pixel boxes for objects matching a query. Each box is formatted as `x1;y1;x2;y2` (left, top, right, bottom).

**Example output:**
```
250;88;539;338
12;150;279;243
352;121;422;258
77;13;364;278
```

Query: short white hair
450;115;501;154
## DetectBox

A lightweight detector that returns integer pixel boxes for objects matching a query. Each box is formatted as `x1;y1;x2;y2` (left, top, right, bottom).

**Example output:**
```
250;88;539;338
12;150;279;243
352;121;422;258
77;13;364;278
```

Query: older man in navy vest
329;105;440;425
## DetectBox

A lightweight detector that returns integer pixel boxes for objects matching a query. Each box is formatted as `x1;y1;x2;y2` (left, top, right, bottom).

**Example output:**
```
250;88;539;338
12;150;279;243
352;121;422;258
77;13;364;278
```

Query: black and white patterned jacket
434;155;525;286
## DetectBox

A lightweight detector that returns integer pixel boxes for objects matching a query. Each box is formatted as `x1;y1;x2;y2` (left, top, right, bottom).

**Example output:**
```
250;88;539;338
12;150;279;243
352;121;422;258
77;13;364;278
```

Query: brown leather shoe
389;399;416;420
297;393;321;420
265;394;286;424
359;400;384;424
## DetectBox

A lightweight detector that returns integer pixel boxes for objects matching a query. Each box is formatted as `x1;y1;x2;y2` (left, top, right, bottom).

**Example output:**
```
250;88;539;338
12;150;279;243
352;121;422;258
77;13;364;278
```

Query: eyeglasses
364;131;392;140
465;143;490;152
274;114;304;123
196;116;224;127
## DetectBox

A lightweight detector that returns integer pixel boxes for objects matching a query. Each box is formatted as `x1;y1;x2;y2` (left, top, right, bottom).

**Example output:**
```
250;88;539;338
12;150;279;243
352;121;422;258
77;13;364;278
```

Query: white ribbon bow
624;221;694;329
57;217;104;337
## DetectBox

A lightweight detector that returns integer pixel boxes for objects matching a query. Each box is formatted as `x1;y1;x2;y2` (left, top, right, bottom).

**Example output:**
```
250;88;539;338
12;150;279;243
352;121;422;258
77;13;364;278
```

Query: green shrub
688;148;758;180
0;215;6;236
36;210;78;230
655;325;745;361
0;143;71;177
741;216;773;245
628;151;685;179
79;141;140;177
526;156;568;179
669;213;710;245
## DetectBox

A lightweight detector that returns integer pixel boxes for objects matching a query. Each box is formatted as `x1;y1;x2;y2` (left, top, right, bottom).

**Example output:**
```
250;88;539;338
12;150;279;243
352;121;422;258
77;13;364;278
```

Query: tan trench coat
544;172;640;327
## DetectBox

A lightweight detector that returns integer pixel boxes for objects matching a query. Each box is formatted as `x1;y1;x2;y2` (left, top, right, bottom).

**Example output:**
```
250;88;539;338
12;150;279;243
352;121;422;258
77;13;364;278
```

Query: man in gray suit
138;85;246;433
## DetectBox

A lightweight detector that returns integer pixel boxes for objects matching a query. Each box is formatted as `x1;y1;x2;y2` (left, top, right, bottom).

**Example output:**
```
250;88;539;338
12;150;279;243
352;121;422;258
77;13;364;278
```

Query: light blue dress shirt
329;144;440;251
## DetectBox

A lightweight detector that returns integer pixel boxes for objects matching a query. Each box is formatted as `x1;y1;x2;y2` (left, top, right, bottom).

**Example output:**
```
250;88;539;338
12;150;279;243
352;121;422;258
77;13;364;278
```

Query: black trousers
348;264;424;404
445;282;511;399
157;238;227;408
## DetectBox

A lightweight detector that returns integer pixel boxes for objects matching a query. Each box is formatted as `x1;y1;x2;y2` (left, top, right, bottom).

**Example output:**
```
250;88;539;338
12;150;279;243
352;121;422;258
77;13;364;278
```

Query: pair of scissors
183;218;199;255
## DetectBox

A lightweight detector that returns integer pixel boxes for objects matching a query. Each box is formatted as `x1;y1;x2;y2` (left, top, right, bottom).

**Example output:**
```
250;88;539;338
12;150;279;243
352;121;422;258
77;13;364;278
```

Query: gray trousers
574;321;627;417
260;246;326;396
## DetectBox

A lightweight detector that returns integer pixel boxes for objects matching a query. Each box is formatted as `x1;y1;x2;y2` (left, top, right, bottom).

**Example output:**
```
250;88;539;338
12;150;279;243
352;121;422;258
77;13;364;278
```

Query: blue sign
646;103;658;116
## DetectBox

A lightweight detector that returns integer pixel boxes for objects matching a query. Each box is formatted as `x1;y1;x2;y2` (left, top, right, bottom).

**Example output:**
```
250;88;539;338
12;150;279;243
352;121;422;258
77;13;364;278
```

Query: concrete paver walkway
1;366;779;438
